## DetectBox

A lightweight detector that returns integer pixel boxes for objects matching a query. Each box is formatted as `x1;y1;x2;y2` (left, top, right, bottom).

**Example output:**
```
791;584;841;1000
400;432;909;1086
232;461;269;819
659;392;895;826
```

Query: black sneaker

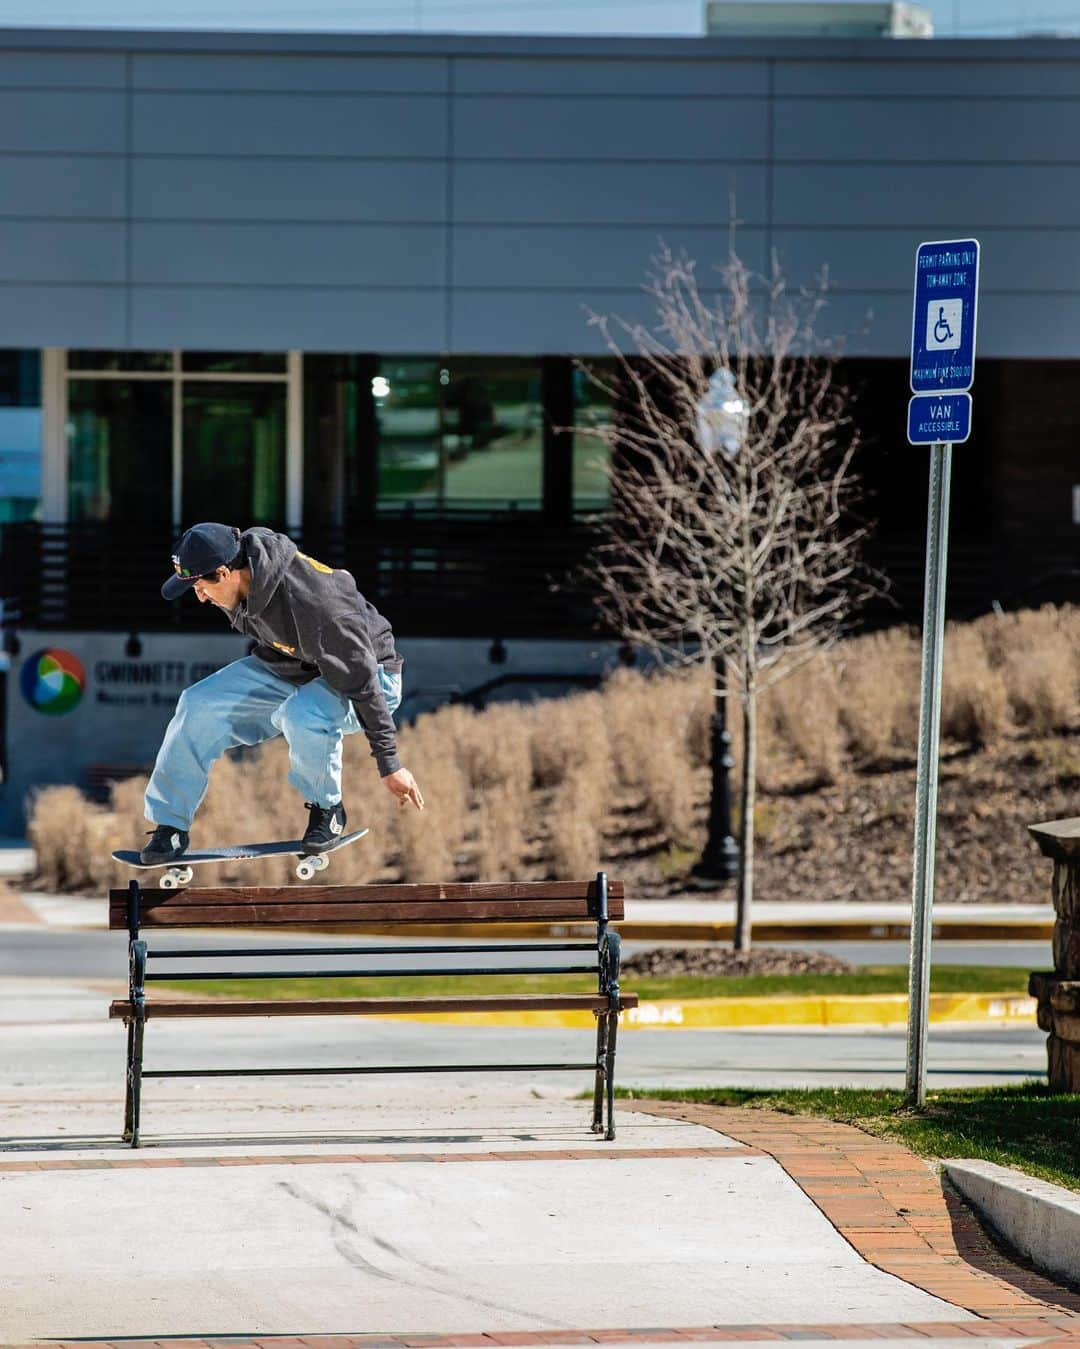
302;801;346;852
140;825;190;865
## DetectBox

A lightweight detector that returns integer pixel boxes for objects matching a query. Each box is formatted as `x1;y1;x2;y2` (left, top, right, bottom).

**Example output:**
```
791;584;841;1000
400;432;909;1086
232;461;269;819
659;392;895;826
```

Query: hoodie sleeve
299;606;402;777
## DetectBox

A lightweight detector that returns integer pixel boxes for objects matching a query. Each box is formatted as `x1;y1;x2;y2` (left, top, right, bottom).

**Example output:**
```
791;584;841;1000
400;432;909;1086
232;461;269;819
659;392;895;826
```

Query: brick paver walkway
639;1101;1080;1334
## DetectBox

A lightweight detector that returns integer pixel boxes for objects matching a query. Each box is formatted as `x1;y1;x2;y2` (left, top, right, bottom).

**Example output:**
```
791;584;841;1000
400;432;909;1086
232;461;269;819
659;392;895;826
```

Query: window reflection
573;361;615;511
183;382;286;525
68;379;172;523
376;357;543;512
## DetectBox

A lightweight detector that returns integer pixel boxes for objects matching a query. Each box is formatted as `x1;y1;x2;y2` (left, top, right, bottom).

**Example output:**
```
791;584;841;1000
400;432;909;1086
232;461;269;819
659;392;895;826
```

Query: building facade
0;27;1076;822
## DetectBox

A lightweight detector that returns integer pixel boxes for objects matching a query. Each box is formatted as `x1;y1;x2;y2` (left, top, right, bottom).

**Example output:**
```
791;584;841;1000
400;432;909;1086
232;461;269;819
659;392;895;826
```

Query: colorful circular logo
21;648;85;715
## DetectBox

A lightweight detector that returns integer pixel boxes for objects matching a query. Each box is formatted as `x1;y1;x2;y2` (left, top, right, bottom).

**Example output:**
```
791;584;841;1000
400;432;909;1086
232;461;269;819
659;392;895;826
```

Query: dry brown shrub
461;702;533;879
982;607;1078;734
547;767;604;879
29;785;113;891
391;714;468;882
941;621;1011;748
838;627;921;762
765;656;844;785
600;669;699;845
530;691;611;790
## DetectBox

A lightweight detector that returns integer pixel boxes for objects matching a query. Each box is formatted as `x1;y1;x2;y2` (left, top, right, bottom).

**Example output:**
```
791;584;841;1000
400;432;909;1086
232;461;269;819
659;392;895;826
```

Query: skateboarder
139;522;424;865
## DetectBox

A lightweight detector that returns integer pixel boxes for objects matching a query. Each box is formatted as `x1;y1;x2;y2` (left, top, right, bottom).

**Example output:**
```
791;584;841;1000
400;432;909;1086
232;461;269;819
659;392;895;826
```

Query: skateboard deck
112;827;369;887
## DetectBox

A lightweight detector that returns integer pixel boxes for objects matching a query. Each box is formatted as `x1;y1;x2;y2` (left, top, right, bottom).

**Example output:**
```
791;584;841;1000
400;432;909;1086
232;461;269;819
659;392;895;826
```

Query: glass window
183;352;287;374
68;379;172;523
67;351;174;373
182;382;286;525
572;360;615;511
375;357;543;512
0;350;42;523
0;349;41;406
303;354;371;532
375;359;441;506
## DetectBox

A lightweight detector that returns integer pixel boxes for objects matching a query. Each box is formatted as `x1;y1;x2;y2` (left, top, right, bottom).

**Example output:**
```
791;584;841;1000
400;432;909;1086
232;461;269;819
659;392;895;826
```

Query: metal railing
0;517;604;639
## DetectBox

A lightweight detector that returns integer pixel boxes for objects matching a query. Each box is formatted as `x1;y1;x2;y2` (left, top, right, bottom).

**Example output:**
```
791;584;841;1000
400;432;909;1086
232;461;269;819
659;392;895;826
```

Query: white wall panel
0;154;125;217
775;96;1080;163
0;285;125;345
133;221;446;286
130;284;447;350
0;221;125;282
776;59;1080;98
0;90;124;154
132;156;446;222
454;161;767;225
0;51;124;87
453;224;767;287
455;57;768;96
132;91;448;158
132;53;447;93
774;164;1080;229
456;95;768;161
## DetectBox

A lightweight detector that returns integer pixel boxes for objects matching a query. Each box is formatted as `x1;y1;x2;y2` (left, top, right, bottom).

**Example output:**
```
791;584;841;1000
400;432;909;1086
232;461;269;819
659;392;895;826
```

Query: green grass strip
615;1083;1080;1192
155;964;1029;1002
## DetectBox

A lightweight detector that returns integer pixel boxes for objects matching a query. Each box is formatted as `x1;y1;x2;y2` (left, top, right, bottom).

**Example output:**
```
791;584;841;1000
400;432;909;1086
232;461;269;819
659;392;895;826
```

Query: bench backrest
108;879;625;931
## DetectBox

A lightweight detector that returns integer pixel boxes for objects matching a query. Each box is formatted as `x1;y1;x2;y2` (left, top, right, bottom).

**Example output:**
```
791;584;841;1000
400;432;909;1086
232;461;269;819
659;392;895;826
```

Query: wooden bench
109;873;637;1147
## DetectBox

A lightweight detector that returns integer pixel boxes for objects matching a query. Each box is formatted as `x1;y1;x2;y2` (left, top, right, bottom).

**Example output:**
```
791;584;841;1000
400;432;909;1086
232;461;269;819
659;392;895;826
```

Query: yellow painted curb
366;990;1037;1031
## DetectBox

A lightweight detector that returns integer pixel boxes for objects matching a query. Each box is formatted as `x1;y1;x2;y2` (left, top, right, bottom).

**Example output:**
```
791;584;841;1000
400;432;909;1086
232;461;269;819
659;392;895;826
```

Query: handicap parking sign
910;240;979;393
925;298;963;351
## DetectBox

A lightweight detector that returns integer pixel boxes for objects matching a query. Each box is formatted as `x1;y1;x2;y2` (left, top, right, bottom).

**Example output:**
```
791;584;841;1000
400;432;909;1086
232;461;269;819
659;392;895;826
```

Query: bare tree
580;244;876;951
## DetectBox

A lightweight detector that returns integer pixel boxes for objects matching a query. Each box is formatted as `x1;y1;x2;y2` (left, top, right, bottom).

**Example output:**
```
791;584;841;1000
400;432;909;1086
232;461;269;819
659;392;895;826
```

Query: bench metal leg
604;1011;619;1141
125;1016;145;1148
591;1012;609;1134
122;1019;136;1142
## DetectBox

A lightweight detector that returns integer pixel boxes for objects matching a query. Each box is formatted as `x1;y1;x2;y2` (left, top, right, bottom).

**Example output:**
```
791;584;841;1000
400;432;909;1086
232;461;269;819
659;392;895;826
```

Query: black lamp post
691;650;740;885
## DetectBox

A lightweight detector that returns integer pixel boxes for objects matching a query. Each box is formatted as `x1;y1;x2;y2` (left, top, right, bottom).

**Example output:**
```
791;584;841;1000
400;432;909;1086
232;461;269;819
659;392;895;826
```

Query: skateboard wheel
296;860;316;881
160;873;178;890
174;866;194;886
311;854;330;872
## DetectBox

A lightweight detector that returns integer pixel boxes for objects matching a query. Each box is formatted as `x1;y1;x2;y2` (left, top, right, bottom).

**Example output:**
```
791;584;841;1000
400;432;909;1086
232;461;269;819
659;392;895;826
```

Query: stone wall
1029;818;1080;1091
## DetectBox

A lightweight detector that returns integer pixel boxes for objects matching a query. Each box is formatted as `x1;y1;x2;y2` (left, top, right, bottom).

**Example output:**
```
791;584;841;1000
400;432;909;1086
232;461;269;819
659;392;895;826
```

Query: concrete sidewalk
2;1091;1079;1347
0;976;1076;1347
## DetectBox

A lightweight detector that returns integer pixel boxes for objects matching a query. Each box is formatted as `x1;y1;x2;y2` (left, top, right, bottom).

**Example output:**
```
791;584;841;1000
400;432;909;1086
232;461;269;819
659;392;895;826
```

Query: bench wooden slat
111;880;623;905
110;992;640;1019
109;883;624;929
109;902;622;928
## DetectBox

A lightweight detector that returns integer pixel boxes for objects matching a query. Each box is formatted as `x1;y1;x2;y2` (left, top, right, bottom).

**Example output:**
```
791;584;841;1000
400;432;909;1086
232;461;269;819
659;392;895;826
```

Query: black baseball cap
162;523;242;600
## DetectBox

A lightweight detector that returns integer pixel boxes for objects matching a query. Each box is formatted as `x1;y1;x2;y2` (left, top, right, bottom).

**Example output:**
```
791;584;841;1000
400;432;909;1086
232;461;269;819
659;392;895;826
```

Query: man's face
192;567;243;610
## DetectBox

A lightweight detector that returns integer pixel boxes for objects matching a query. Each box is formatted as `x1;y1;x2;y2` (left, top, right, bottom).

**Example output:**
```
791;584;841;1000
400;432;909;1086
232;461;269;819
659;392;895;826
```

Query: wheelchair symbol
933;307;954;345
925;298;962;351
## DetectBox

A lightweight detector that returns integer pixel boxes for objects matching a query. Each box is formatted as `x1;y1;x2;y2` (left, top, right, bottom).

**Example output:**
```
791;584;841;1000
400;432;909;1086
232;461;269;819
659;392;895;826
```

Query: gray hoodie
227;528;403;777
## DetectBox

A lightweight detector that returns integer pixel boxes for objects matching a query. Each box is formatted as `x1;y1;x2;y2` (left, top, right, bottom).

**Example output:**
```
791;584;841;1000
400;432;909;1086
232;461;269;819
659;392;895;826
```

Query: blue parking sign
910;239;979;393
907;392;972;446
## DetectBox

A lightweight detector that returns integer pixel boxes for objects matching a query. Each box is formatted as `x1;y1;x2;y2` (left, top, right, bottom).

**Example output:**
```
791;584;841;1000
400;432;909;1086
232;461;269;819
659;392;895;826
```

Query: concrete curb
333;989;1037;1030
944;1158;1080;1289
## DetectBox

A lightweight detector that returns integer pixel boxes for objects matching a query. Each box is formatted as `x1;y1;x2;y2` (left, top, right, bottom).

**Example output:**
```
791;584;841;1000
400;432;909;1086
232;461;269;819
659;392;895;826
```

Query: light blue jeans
144;655;402;831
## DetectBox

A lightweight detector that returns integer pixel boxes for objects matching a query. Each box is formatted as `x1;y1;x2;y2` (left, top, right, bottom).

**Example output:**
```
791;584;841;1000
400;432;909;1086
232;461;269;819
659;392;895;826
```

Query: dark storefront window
375;357;543;512
182;382;286;525
572;361;616;511
67;351;174;373
183;352;287;374
68;379;172;522
0;349;41;523
303;354;373;533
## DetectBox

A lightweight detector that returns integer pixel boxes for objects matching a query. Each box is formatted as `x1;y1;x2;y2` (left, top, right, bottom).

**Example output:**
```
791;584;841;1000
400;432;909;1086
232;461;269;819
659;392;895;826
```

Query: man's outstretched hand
382;766;425;811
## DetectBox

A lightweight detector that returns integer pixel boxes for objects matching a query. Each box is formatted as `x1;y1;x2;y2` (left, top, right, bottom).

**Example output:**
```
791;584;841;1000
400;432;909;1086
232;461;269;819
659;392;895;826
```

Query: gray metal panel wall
0;31;1076;355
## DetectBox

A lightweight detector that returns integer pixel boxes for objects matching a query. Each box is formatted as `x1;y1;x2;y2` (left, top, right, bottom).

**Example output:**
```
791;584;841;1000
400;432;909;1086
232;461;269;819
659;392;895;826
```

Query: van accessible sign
907;392;972;447
910;239;980;394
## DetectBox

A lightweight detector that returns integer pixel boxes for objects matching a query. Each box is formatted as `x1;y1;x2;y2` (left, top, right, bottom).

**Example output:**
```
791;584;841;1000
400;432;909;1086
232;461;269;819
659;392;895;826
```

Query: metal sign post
904;238;980;1107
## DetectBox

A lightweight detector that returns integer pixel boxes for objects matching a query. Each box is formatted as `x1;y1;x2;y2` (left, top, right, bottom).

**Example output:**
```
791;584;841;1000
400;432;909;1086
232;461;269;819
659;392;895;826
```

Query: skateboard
112;828;369;888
